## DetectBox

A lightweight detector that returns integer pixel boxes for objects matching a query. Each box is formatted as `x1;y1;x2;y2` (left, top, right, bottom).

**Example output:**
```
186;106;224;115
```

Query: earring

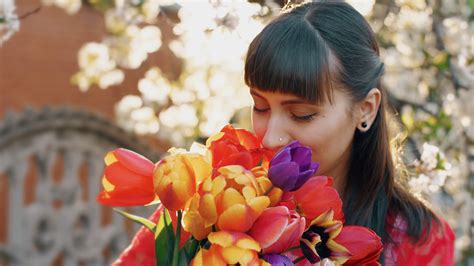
361;121;368;129
279;137;283;142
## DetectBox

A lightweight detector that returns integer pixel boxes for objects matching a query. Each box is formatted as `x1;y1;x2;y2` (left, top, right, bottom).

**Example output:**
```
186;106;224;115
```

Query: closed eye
291;113;317;122
253;106;269;113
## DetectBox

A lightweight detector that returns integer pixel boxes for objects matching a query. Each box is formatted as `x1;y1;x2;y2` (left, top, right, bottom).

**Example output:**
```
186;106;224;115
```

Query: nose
261;115;290;151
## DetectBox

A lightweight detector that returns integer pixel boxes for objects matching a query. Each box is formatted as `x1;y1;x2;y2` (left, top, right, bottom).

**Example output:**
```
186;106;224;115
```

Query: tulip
248;206;305;254
183;165;270;236
292;176;344;222
112;205;163;266
191;231;261;266
333;226;383;266
207;125;272;170
299;209;352;264
182;194;212;240
261;254;295;265
190;245;226;266
153;152;212;211
268;141;319;191
97;148;156;206
112;206;192;266
252;166;283;206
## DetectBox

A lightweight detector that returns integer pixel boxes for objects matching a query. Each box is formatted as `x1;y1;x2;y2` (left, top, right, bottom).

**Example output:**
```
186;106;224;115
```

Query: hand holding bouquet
97;125;382;265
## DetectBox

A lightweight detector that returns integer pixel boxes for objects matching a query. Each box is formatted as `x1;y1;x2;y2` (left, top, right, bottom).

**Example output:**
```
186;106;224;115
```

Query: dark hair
244;1;437;246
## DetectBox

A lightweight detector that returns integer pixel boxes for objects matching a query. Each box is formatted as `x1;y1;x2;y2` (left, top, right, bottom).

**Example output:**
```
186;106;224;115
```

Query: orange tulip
97;148;156;206
183;165;270;237
207;125;273;170
153;152;212;211
190;245;226;266
191;231;261;266
248;206;306;254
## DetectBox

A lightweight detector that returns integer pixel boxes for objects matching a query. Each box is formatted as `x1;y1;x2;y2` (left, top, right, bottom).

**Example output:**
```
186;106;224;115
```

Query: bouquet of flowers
97;125;383;265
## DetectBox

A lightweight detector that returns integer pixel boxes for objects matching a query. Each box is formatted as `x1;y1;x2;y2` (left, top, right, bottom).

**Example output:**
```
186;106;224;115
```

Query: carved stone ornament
0;107;163;265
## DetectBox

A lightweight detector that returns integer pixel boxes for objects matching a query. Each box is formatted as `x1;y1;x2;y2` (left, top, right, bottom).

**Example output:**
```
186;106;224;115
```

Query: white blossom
0;0;19;45
42;0;82;15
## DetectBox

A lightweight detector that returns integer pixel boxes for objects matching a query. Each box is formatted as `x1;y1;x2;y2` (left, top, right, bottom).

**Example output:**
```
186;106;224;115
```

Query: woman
245;1;454;265
114;1;454;265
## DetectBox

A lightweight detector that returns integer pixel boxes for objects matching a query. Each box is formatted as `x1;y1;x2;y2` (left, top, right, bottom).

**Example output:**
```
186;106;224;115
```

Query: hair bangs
244;15;336;104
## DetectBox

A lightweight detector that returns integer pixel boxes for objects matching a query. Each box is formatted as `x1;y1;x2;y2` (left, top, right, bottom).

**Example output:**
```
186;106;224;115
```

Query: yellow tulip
153;152;211;211
191;231;262;266
183;165;270;239
251;166;283;206
182;194;212;240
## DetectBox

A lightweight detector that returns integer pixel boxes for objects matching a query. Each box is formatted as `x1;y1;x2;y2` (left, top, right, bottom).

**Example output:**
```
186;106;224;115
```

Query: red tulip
97;148;156;206
112;205;163;266
112;206;191;266
248;206;305;254
291;176;344;222
333;226;383;266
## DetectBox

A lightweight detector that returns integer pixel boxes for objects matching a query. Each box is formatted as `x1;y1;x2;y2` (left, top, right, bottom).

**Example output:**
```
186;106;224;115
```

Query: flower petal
105;162;152;189
191;245;226;266
248;206;289;250
268;162;300;190
261;254;295;266
270;148;292;166
290;147;312;169
264;211;306;254
113;148;154;176
222;188;246;210
294;177;344;222
218;204;254;232
333;226;383;265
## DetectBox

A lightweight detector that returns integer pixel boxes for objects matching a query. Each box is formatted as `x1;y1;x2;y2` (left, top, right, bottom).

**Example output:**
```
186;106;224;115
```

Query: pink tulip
248;206;305;254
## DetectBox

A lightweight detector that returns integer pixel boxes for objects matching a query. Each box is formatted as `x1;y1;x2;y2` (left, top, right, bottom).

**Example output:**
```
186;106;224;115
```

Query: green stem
292;256;305;264
285;245;300;252
172;211;183;266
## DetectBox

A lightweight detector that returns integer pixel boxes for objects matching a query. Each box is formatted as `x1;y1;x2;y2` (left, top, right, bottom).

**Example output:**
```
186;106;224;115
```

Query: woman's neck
332;170;347;200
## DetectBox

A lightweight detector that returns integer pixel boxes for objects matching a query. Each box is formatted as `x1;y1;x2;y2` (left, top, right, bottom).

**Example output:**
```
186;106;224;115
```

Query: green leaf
113;208;156;232
181;237;200;264
188;237;200;258
178;249;189;266
155;209;175;266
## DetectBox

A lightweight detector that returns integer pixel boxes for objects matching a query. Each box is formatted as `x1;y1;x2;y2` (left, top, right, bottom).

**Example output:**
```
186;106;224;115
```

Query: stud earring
279;137;283;142
361;121;368;129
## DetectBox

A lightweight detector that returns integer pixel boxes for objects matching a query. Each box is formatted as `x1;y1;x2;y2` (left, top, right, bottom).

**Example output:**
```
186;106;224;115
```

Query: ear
356;88;381;132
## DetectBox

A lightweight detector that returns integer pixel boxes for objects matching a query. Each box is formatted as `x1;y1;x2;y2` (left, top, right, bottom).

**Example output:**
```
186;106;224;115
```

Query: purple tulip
268;141;319;191
261;254;295;265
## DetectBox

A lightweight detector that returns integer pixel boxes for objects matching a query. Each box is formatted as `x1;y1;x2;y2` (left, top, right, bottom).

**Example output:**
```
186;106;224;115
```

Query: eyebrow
250;90;316;106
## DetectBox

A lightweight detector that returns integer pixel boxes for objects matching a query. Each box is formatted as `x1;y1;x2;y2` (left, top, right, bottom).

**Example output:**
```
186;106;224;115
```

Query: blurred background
0;0;472;265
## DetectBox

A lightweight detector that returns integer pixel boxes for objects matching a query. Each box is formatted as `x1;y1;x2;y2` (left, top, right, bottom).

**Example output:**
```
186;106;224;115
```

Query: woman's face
250;88;359;185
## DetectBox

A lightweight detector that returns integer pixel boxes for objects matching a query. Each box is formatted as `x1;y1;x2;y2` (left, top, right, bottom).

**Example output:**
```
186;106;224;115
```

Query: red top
112;208;455;265
384;213;455;265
